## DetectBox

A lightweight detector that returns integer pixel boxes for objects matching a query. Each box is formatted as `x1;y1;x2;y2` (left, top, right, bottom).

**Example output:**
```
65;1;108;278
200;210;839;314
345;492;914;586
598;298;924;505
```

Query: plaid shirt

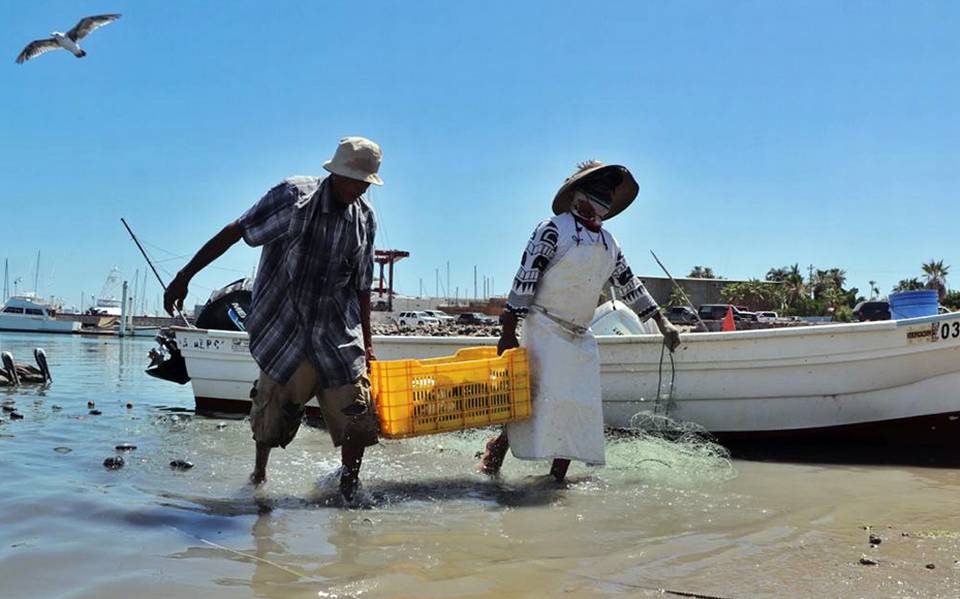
238;176;376;386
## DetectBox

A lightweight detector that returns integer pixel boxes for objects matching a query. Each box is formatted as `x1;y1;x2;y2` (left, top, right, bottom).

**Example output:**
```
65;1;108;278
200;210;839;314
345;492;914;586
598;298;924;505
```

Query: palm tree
826;268;847;290
765;266;789;282
868;280;878;299
893;277;924;292
921;259;949;300
767;264;806;305
810;267;848;300
688;266;717;279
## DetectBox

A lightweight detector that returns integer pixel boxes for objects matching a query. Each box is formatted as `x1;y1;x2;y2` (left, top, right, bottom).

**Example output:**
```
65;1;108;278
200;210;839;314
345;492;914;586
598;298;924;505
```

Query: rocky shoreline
371;323;502;337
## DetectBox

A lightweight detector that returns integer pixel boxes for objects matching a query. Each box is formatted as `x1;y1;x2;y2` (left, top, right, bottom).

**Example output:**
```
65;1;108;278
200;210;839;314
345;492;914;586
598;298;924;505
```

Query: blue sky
2;1;958;311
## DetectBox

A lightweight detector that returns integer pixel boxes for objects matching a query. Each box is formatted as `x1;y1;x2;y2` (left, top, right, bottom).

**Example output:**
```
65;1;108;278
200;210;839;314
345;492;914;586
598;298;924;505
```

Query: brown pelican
1;349;51;386
16;14;121;64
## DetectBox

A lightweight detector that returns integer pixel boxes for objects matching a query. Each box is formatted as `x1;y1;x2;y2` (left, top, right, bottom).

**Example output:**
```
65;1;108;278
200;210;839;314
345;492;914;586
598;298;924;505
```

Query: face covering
570;190;610;232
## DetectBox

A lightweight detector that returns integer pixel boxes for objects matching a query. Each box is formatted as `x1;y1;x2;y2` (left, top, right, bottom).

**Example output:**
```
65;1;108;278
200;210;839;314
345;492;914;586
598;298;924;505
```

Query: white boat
0;295;81;334
153;304;960;446
92;266;123;316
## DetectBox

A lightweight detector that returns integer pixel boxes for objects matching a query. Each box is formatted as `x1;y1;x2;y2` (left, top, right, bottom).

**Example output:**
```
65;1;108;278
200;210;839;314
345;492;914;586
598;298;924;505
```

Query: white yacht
0;295;80;333
92;266;123;316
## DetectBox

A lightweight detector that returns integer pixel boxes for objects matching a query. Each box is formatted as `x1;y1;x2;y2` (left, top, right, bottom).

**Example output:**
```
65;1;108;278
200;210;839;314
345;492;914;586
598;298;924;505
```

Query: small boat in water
0;295;80;334
147;302;960;447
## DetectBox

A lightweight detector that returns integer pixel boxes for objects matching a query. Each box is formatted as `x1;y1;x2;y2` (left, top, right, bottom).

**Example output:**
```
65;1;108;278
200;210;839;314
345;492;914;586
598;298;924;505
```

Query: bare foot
549;458;570;483
340;476;359;502
477;435;508;475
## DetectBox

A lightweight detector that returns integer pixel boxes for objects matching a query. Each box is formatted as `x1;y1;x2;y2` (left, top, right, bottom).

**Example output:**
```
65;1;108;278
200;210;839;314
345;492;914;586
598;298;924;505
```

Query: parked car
697;304;754;321
423;309;455;324
852;300;890;322
756;311;779;322
456;312;494;325
664;306;698;325
393;311;440;327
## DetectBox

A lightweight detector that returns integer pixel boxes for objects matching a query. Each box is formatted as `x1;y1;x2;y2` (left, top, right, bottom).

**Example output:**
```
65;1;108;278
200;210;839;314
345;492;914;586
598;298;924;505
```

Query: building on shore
638;276;777;307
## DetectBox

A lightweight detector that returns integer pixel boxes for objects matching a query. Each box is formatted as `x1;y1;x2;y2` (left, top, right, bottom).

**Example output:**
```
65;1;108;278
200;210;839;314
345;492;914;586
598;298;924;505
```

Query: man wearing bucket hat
164;136;384;500
478;160;681;481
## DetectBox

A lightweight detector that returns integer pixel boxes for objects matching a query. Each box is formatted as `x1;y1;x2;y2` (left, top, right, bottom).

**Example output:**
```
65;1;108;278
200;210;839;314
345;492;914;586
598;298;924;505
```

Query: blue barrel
889;290;939;319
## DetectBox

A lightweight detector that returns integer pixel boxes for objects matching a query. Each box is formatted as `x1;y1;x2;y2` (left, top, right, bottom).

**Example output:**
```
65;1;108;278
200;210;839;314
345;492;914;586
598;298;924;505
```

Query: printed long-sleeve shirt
505;213;659;321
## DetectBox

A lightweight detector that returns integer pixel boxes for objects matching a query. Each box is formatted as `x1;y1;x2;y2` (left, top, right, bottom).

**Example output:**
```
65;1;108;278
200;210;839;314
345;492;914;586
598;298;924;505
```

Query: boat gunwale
170;312;960;346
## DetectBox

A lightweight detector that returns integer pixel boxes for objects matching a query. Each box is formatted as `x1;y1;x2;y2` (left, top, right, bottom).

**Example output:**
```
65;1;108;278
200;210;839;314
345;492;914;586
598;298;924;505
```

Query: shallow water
1;332;959;598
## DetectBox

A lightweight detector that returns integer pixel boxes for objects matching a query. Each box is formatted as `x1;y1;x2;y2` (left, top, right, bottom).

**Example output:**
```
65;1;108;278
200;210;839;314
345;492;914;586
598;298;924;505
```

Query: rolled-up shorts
250;360;379;449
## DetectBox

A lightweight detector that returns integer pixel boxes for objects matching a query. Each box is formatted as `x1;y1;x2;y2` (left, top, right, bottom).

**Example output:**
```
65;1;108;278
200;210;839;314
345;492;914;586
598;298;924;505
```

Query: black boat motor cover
194;278;253;331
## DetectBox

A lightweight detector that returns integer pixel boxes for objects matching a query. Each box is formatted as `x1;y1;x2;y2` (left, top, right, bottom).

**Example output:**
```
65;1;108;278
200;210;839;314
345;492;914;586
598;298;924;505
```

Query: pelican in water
1;349;52;386
16;14;121;64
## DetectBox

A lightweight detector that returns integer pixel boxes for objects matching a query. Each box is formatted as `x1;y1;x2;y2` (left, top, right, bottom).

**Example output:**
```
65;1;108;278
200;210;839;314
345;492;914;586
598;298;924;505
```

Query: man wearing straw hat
478;160;681;481
164;136;383;500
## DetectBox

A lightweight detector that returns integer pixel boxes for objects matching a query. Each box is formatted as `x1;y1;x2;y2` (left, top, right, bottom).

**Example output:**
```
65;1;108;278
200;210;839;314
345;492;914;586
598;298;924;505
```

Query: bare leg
251;442;271;486
340;442;365;500
549;458;570;482
478;432;509;475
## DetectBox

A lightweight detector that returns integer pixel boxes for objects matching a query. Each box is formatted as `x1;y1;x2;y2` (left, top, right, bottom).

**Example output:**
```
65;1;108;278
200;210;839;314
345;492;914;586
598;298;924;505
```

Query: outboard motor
147;278;254;386
145;330;190;385
195;278;253;332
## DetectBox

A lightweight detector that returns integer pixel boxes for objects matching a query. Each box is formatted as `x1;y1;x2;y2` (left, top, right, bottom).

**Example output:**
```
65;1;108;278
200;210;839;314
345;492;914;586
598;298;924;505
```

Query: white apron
506;236;613;466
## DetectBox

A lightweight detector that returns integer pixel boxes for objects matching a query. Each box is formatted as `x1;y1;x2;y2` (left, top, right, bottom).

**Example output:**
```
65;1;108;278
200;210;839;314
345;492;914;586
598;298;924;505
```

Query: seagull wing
15;38;60;64
67;13;121;42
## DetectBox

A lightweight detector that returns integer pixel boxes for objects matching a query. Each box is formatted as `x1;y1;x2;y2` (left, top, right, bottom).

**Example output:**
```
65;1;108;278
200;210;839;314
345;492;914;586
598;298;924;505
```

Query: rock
103;456;124;470
89;409;102;416
859;557;878;566
87;401;95;408
115;443;137;451
169;460;194;471
1;405;14;413
926;563;936;570
216;422;227;430
869;534;882;545
53;447;72;454
9;412;23;420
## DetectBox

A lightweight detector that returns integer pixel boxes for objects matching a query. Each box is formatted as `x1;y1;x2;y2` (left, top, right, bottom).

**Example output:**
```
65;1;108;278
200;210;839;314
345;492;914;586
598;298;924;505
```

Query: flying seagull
16;14;121;64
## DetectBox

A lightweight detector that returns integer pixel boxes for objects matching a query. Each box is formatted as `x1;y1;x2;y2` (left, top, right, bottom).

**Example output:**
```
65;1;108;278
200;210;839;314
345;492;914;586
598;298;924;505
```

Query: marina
5;2;960;597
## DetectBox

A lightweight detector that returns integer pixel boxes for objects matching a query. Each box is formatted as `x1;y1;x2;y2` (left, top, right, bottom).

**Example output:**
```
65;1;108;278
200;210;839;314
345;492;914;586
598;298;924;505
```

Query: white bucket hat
323;136;384;186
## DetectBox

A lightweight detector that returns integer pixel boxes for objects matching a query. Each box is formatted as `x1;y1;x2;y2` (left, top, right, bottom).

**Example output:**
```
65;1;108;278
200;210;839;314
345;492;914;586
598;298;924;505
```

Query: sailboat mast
142;269;148;315
33;250;40;295
3;258;8;301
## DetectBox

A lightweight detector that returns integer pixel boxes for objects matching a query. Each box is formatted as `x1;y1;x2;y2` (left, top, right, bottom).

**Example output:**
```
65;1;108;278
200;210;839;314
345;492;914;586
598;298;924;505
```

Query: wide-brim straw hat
323;136;384;186
552;160;638;220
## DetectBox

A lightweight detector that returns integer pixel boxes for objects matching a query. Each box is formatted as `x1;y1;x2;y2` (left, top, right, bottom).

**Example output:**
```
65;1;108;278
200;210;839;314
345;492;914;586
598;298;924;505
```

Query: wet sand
1;332;959;598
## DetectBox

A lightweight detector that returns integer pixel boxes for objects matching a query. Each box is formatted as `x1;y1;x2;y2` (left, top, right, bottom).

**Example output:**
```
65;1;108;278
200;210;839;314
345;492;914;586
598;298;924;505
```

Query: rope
522;556;745;599
166;524;325;582
655;338;677;416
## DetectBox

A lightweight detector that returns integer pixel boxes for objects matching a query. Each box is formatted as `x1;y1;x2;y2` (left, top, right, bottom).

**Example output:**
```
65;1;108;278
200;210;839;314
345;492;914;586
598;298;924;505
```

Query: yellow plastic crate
371;347;531;439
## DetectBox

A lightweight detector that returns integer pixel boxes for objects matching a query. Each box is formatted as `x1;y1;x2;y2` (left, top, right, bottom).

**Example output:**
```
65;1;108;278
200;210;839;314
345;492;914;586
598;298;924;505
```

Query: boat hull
0;315;80;333
168;312;960;446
